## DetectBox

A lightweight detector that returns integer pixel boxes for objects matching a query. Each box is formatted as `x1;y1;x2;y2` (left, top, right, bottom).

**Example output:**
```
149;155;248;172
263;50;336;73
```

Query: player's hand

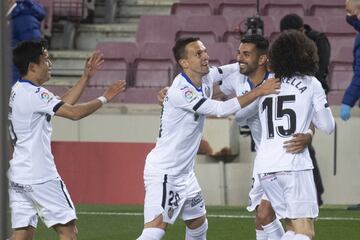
83;51;104;80
259;78;280;96
283;133;312;153
103;80;126;102
157;87;169;106
346;0;360;18
340;104;352;121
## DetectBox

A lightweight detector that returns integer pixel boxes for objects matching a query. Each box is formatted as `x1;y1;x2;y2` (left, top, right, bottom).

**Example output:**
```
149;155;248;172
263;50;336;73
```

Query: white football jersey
145;64;240;175
254;75;329;174
8;80;64;184
220;71;274;149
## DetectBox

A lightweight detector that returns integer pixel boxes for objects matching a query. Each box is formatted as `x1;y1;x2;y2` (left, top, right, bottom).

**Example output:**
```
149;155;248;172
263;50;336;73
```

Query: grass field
29;205;360;239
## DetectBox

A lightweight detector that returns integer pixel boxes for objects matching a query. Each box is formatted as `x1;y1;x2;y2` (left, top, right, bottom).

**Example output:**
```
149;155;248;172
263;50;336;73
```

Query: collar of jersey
247;71;270;90
181;72;202;93
19;79;38;87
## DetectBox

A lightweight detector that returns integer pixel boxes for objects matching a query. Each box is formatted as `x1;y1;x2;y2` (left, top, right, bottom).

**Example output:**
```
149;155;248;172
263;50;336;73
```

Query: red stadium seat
176;16;229;46
136;15;181;44
262;0;306;17
219;1;258;19
91;42;139;87
206;42;237;66
133;43;175;88
308;0;345;17
53;0;86;20
327;90;345;105
171;2;214;16
329;46;353;91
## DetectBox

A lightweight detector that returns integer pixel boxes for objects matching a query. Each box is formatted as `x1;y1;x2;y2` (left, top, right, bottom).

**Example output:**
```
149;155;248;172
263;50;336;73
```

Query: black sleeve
315;34;331;93
53;101;65;113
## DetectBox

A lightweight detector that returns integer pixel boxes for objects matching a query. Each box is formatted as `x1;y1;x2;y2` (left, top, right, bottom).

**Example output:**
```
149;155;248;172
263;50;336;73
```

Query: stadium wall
52;104;360;205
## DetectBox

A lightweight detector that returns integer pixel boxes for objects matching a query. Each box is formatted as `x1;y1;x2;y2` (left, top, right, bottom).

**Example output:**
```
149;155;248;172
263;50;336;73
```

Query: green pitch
32;205;360;239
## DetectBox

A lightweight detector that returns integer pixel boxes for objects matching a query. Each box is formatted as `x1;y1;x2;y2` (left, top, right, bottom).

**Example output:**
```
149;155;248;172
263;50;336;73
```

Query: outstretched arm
56;80;126;120
61;51;104;104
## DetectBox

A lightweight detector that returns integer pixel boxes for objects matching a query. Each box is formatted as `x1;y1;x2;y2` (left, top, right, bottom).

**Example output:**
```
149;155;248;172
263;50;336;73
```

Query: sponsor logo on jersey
10;181;33;193
40;91;53;103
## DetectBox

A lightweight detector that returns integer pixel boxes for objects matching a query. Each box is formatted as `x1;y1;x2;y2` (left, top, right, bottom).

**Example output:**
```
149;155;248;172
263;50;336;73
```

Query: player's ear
258;55;267;66
179;59;188;69
27;62;37;74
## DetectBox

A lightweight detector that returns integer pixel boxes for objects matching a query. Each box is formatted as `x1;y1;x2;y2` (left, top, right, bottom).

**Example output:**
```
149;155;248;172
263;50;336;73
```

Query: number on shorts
168;190;180;207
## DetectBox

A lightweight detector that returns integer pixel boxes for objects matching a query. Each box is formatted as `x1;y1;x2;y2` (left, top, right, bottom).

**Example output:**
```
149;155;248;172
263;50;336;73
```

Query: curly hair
269;30;319;79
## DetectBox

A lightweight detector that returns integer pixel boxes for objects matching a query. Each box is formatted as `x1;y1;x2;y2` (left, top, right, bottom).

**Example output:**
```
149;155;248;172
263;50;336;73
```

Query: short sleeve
312;78;329;113
31;88;63;116
207;63;239;84
168;86;204;113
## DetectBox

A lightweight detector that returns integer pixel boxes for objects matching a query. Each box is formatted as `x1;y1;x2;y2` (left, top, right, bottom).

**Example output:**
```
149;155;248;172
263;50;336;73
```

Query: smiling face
236;42;262;76
180;40;210;77
31;48;52;85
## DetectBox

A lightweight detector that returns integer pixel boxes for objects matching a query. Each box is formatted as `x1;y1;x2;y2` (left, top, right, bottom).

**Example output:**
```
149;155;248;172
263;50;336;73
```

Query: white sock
293;234;311;240
185;219;208;240
137;228;165;240
262;219;285;240
280;231;295;240
256;229;268;240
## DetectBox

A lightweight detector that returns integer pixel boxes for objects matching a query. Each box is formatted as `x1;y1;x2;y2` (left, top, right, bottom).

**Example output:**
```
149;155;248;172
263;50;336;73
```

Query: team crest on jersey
182;87;197;103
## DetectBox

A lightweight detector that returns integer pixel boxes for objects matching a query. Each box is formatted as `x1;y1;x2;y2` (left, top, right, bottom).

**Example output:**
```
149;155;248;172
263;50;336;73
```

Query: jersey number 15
262;95;296;139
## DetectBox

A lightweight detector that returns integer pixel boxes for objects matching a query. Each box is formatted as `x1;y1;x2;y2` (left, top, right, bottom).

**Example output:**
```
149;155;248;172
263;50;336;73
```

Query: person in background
279;14;331;206
340;0;360;211
7;0;46;86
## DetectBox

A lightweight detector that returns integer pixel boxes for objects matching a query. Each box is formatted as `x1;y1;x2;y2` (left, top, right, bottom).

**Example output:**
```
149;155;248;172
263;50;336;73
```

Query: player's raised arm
61;51;104;104
55;80;126;120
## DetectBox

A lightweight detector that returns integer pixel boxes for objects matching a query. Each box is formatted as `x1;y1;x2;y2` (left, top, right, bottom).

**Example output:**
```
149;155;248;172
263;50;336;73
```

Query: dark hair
240;34;269;55
172;37;200;64
269;30;319;79
280;14;303;32
13;40;48;77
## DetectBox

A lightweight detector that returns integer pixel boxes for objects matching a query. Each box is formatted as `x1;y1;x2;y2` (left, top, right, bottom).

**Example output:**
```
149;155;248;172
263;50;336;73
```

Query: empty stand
219;1;258;19
329;46;353;91
308;0;345;17
53;0;87;20
262;0;306;18
136;15;181;44
133;43;175;88
91;42;139;87
171;2;213;17
176;16;229;45
206;42;236;66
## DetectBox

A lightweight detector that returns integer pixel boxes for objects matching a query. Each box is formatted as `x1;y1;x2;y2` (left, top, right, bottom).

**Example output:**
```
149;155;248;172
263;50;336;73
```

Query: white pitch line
77;211;360;221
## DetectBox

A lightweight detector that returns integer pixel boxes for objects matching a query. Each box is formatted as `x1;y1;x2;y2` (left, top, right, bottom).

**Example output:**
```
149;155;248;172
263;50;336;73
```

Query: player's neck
21;75;41;86
248;68;267;87
183;71;202;88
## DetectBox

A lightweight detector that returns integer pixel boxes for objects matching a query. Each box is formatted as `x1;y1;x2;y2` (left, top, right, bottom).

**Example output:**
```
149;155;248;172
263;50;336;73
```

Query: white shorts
9;177;77;229
247;174;269;212
143;171;206;224
259;170;318;219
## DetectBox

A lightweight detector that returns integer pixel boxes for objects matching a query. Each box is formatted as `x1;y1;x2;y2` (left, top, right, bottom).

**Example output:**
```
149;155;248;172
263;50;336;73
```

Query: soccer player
8;40;126;240
136;37;280;240
254;30;335;240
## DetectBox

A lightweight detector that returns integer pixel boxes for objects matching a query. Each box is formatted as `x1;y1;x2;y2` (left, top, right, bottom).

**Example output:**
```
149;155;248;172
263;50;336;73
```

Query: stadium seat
53;0;87;20
133;43;175;88
176;16;229;46
120;87;163;104
91;42;139;87
218;1;258;19
262;0;306;17
308;0;345;17
179;0;224;12
171;2;214;16
206;42;236;66
329;46;353;91
222;16;247;49
136;15;181;44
